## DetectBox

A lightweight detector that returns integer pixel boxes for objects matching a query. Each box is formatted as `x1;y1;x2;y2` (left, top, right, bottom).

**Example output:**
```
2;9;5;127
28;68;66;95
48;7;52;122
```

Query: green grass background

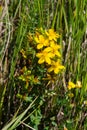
0;0;87;130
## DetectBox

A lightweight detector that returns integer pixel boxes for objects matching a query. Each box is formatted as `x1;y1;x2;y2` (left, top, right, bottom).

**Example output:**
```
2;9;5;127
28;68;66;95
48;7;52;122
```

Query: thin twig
21;122;36;130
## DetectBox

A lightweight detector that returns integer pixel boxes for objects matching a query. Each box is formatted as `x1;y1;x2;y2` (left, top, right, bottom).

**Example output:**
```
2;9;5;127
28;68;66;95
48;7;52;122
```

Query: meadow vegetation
0;0;87;130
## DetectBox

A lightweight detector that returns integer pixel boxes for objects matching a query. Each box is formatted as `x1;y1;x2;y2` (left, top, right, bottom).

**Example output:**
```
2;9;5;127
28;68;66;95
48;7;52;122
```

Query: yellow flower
42;41;61;58
68;81;82;90
45;29;60;41
34;35;49;49
67;81;76;90
48;60;65;74
36;49;53;64
46;41;61;57
76;81;82;88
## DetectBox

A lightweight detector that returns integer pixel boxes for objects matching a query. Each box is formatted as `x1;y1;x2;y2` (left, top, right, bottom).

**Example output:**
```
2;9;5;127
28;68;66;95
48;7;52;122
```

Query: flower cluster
67;81;82;90
34;28;65;74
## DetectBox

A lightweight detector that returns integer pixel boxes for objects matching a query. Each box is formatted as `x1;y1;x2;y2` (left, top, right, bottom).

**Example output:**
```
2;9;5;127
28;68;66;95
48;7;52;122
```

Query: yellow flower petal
68;81;76;90
48;67;53;72
45;57;51;64
54;68;59;74
34;36;39;43
37;44;43;49
36;53;42;58
44;39;49;46
44;47;52;52
46;29;60;41
38;58;45;64
55;51;61;57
